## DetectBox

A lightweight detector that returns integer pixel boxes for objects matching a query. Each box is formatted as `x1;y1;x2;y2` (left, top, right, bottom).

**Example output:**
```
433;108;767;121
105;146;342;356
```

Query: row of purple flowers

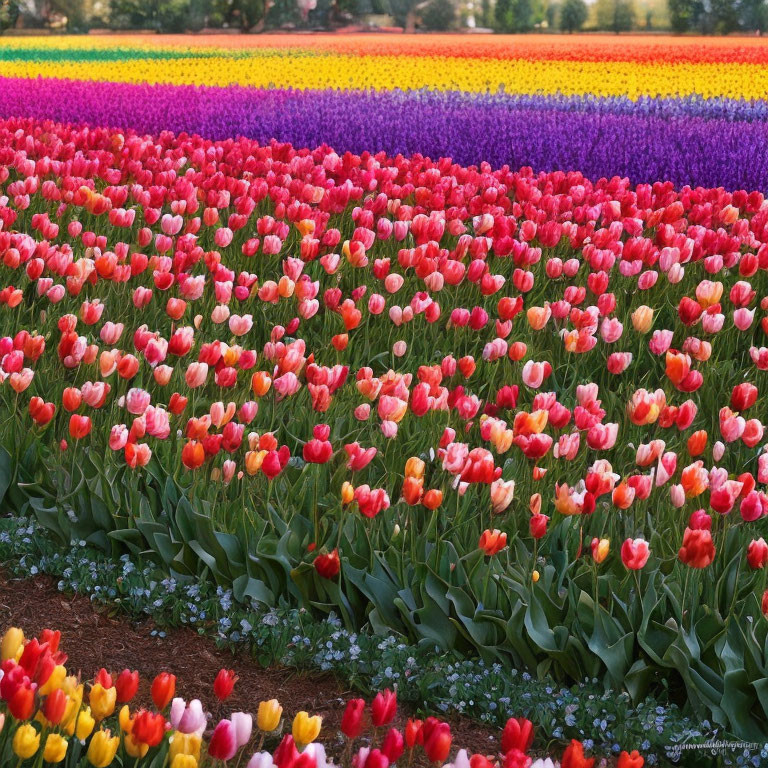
1;77;767;190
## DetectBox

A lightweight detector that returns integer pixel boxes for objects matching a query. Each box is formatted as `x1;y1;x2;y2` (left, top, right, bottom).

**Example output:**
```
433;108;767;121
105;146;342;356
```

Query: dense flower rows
3;29;768;747
6;33;768;63
0;35;767;189
3;50;767;99
0;80;767;191
0;114;768;737
0;515;719;766
0;625;648;768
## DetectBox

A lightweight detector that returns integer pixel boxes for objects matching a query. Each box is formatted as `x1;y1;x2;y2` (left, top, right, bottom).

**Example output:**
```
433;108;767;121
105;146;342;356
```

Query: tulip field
1;31;768;766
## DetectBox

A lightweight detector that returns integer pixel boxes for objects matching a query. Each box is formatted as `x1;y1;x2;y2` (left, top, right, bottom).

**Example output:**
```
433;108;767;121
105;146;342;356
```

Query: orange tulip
611;482;635;510
665;351;691;387
251;371;272;397
404;457;425;479
422;489;443;510
478;529;507;556
681;461;709;498
181;441;205;470
402;476;424;505
341;481;355;505
332;334;349;351
687;430;708;457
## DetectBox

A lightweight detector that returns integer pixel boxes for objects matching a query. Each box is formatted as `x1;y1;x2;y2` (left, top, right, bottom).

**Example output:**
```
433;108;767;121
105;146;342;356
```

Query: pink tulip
185;362;208;389
733;307;755;331
125;388;151;416
208;719;238;761
229;314;253;337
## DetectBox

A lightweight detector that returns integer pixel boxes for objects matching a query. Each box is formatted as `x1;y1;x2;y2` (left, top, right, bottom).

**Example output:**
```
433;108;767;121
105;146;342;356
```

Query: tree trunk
251;0;273;32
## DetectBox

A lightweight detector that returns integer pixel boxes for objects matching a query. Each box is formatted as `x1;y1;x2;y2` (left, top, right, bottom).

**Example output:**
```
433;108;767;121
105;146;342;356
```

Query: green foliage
668;0;696;31
710;0;740;31
479;0;493;25
0;513;748;766
595;0;636;30
420;0;457;29
560;0;588;31
494;0;536;31
110;0;192;31
6;436;768;741
0;0;19;31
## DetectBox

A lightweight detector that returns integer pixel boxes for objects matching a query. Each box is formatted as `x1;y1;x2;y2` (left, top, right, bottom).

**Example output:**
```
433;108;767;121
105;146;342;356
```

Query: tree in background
595;0;635;30
560;0;587;30
667;0;696;30
545;0;559;28
740;0;768;31
420;0;457;29
708;0;739;29
478;0;492;25
0;0;19;31
494;0;512;27
110;0;190;30
494;0;538;30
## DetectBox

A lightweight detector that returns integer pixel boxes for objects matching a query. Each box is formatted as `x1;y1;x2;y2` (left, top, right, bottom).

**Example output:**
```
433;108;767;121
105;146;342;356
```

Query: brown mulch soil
0;571;501;757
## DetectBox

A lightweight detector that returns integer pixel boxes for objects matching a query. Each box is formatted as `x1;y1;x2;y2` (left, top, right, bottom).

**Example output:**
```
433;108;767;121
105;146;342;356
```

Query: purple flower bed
1;77;767;190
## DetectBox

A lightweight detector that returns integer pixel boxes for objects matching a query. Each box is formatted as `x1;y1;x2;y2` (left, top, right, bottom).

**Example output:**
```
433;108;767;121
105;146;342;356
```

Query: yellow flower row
1;55;766;99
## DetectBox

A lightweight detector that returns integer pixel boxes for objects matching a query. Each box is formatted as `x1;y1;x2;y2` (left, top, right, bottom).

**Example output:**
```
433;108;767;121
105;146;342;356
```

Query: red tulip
678;527;716;569
314;550;340;580
42;687;68;725
7;677;36;720
503;749;532;768
501;716;534;753
181;440;205;470
340;698;365;739
561;739;595;768
423;721;452;764
618;750;644;768
747;538;768;569
150;672;176;710
404;718;423;749
132;710;166;747
115;669;139;703
731;382;758;412
68;414;92;440
621;538;650;570
529;514;548;539
381;728;404;764
371;688;397;727
213;668;238;701
29;396;55;426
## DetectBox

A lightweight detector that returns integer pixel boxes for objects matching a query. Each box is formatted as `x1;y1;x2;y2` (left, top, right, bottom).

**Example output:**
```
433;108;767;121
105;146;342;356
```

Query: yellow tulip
256;699;283;732
119;704;134;734
341;481;354;505
124;733;149;759
592;538;611;564
169;733;201;762
44;734;69;764
86;728;119;768
39;664;67;695
292;711;322;746
1;627;24;661
89;683;116;721
171;755;199;768
65;706;95;740
12;723;40;760
532;569;540;583
61;683;85;732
